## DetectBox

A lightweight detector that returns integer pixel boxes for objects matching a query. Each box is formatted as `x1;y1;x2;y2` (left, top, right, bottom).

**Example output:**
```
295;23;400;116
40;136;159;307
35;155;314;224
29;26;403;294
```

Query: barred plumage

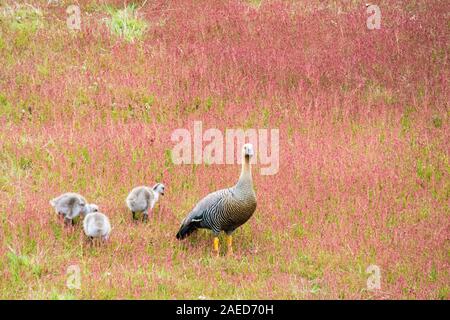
176;144;257;256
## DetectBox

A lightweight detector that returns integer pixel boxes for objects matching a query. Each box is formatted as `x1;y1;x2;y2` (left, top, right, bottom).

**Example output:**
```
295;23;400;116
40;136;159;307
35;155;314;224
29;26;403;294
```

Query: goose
50;192;98;226
126;183;165;222
83;212;111;245
176;143;257;256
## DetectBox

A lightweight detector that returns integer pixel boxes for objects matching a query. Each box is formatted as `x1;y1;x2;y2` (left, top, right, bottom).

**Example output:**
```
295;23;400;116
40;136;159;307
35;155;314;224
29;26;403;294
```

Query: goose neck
236;156;253;190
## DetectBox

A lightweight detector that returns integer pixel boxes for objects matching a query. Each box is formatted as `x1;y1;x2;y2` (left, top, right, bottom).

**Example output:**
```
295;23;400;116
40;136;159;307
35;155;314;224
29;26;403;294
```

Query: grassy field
0;0;448;299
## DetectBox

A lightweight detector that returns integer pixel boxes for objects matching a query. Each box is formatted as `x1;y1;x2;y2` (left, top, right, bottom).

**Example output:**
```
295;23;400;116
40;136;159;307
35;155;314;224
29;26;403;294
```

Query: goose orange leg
213;237;220;257
226;235;233;256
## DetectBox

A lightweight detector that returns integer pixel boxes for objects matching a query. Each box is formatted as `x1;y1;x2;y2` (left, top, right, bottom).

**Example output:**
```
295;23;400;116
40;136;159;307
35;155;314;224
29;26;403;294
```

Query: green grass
0;3;43;32
104;4;148;42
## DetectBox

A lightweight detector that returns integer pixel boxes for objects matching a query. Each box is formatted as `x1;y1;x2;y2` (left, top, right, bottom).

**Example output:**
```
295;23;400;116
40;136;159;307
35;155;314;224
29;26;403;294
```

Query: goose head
243;143;254;159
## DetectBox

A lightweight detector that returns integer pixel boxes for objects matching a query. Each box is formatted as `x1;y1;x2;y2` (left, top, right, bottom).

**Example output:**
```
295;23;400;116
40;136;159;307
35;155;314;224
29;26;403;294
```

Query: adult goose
176;144;257;256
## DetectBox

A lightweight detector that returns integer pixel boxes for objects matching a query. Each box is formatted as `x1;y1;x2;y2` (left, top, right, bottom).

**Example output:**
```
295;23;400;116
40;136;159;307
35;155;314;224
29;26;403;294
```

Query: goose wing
176;189;231;239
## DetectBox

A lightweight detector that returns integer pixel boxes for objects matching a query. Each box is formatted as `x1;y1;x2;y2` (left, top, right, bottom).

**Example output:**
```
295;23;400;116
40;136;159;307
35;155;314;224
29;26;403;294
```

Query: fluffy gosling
50;192;98;226
126;183;165;222
83;212;111;245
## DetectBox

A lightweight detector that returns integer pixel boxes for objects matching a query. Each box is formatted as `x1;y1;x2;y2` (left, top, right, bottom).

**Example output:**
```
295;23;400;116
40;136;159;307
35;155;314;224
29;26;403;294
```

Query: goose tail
176;218;199;240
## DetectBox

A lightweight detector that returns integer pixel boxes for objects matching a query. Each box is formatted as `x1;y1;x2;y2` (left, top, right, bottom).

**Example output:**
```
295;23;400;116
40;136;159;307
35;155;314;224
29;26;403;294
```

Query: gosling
50;192;98;226
83;212;111;245
126;183;165;222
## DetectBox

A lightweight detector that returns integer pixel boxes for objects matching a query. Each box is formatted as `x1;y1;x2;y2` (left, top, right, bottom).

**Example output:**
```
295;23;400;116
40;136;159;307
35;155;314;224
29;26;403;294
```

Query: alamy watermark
366;264;381;290
48;2;81;30
66;5;81;30
366;4;381;30
57;3;382;33
171;121;279;175
66;264;81;290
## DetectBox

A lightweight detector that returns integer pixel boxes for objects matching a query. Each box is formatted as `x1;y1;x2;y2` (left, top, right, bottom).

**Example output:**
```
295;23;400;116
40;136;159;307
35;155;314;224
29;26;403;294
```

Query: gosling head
86;203;98;213
152;183;165;196
243;143;254;159
85;203;99;214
